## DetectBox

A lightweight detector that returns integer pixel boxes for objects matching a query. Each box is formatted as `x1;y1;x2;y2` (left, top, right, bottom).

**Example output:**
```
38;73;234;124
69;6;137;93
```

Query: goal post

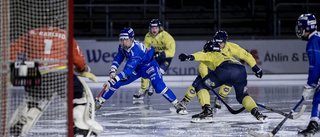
0;0;74;136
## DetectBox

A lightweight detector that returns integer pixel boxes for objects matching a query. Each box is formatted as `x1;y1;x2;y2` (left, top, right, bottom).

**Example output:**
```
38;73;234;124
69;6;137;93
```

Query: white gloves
302;84;315;100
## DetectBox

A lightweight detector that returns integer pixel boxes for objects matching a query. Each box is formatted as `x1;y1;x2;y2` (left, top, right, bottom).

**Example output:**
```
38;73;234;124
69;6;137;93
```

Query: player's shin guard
214;85;232;109
74;76;103;136
197;89;211;107
9;94;56;136
242;96;267;122
183;85;197;103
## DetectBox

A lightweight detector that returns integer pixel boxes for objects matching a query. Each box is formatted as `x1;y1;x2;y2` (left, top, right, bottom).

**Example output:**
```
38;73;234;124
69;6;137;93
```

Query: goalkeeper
133;19;176;99
9;26;103;136
179;40;267;122
179;30;263;115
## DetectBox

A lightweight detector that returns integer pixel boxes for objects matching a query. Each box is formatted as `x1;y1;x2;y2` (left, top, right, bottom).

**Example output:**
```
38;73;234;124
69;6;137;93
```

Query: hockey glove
153;51;166;61
103;77;118;88
109;66;117;79
179;53;195;61
302;84;315;100
251;65;263;78
74;65;97;83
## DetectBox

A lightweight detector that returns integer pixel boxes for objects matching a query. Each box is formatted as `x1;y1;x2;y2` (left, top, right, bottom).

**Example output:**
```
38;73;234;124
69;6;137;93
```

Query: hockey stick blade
248;130;273;137
211;89;245;114
292;104;306;120
249;97;304;137
256;103;307;120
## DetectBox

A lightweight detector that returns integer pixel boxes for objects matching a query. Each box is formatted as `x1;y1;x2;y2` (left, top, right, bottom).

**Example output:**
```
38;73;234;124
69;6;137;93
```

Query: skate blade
191;117;213;123
133;96;144;100
178;110;188;115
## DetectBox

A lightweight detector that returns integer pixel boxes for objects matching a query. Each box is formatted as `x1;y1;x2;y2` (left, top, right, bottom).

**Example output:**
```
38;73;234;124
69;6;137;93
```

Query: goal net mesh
1;0;70;136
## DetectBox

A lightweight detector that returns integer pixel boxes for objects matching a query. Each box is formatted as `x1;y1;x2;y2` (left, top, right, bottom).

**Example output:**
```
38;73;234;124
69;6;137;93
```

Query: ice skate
191;104;213;123
180;98;189;109
174;102;188;115
251;107;268;122
147;85;155;96
298;121;319;137
213;96;222;109
133;89;147;99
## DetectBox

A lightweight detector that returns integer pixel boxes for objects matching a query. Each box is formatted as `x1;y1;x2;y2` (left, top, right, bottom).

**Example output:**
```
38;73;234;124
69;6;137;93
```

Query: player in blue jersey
296;14;320;136
94;27;187;115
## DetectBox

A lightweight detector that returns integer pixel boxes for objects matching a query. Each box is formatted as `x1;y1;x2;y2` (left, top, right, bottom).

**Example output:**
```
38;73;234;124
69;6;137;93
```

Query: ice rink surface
10;74;320;137
89;74;318;137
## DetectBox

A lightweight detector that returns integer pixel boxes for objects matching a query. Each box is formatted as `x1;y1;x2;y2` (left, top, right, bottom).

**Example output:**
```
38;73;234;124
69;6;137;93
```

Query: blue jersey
306;31;320;87
111;40;154;80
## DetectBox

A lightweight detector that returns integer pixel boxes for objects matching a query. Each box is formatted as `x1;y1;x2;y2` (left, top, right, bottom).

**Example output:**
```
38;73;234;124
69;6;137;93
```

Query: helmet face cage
213;30;228;43
119;28;134;49
295;14;317;39
203;40;221;52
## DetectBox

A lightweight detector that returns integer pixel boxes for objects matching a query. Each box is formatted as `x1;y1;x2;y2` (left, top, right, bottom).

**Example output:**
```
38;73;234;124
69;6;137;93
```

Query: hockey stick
249;97;304;137
256;103;306;120
211;89;245;114
96;85;107;99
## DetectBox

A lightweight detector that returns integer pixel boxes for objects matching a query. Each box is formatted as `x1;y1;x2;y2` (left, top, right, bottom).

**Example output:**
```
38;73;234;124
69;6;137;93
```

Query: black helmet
213;30;228;43
203;40;221;52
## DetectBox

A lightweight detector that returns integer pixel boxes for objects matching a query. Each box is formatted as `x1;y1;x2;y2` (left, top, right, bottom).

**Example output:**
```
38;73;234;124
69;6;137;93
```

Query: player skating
295;13;320;136
95;28;187;115
133;19;176;99
179;41;267;123
9;26;103;136
178;31;263;122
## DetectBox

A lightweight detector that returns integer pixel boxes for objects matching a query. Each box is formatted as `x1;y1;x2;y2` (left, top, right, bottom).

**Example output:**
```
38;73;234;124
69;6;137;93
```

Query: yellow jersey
143;30;175;58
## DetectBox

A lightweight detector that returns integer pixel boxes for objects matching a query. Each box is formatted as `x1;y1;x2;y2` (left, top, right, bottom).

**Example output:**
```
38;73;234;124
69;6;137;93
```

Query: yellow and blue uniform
190;51;258;112
140;30;176;91
183;42;258;107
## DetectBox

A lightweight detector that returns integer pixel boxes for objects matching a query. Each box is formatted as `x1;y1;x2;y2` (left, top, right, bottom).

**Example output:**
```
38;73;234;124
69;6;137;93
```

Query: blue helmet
296;14;317;39
149;19;162;28
119;28;134;39
203;40;221;52
213;30;228;43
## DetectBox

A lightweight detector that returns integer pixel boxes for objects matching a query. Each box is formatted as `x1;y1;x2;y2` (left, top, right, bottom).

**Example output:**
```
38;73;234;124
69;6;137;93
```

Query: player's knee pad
197;89;211;107
74;76;103;136
184;85;196;101
218;84;232;99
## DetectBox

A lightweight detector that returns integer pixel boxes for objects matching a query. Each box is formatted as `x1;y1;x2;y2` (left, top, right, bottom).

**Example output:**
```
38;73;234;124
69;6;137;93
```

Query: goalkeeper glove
302;84;315;100
179;53;194;61
74;65;97;83
251;65;263;78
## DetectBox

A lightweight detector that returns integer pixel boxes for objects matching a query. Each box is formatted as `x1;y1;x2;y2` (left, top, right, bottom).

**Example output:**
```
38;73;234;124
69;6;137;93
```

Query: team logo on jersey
224;87;229;92
190;89;195;94
205;79;215;87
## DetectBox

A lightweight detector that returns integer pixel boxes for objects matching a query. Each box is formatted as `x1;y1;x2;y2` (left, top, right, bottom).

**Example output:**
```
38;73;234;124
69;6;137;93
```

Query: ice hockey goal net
0;0;73;136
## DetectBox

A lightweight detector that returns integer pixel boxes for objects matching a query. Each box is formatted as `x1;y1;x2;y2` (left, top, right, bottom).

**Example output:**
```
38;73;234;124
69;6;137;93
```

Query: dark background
73;0;320;41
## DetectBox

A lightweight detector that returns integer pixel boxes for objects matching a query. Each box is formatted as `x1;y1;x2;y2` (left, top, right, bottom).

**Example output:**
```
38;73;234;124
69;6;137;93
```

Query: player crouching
179;40;267;123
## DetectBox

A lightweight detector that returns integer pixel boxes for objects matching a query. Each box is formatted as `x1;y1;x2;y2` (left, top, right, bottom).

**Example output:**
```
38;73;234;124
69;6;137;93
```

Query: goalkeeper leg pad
74;76;103;136
9;95;55;136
